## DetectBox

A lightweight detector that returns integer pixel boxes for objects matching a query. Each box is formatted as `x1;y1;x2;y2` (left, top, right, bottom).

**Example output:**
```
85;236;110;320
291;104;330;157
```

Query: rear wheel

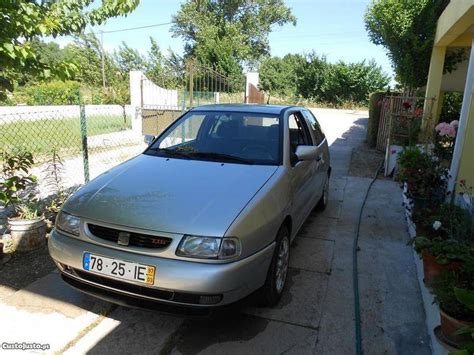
261;225;290;307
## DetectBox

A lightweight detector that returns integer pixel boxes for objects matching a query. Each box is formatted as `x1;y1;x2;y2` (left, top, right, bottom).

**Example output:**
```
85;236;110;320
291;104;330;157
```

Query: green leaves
455;288;474;311
0;0;140;95
365;0;447;89
171;0;296;77
0;151;37;211
261;53;389;105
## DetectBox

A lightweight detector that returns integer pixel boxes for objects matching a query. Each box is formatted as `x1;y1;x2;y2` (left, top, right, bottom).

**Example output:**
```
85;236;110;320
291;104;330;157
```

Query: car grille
88;224;172;249
73;268;175;300
71;269;222;305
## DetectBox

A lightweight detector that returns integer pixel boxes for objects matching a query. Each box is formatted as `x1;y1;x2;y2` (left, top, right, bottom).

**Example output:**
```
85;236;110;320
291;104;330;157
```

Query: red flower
402;101;411;110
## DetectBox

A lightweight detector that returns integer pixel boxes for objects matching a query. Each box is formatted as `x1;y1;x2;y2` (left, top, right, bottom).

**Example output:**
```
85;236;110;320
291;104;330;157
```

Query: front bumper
48;229;274;307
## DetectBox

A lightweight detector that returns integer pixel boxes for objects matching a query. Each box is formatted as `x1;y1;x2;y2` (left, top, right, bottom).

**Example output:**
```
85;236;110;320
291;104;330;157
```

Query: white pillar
130;70;143;135
448;35;474;193
245;72;259;103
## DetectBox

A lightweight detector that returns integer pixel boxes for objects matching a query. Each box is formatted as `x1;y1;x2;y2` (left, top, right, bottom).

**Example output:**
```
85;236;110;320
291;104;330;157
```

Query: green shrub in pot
0;152;46;252
433;262;474;347
413;237;473;264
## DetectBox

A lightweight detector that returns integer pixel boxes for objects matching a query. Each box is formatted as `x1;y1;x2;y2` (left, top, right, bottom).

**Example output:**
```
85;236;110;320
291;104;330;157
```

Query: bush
367;92;386;147
412;203;473;240
397;147;448;201
440;92;463;124
17;81;81;105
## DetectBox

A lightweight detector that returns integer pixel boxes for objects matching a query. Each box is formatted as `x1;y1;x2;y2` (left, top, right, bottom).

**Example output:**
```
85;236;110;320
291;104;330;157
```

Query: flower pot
7;216;46;252
439;309;474;347
422;252;463;288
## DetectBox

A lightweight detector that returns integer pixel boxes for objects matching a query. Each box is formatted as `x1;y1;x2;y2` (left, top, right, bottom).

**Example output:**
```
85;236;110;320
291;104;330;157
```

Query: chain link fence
0;104;146;198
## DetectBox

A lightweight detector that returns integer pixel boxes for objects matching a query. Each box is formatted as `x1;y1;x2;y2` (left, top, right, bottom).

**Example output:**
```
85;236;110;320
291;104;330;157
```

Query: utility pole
100;30;106;89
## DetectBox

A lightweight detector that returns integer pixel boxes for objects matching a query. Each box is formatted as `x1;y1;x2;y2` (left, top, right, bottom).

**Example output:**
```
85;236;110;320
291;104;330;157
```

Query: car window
302;110;325;146
288;113;312;154
148;111;281;165
158;114;206;149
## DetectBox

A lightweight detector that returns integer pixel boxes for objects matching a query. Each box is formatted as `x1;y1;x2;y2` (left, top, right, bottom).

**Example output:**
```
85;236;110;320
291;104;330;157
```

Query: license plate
83;252;155;285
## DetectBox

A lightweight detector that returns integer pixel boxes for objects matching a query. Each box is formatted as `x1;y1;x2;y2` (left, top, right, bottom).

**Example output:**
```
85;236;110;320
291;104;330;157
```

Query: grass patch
1;114;131;158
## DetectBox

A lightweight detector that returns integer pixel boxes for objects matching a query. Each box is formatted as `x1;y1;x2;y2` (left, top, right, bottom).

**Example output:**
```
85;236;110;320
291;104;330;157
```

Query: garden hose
353;159;385;355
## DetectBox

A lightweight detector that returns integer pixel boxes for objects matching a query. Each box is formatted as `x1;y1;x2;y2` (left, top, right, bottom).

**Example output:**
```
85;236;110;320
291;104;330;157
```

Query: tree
365;0;455;91
63;32;124;89
260;52;390;105
0;0;139;99
114;42;147;74
171;0;296;78
259;54;306;98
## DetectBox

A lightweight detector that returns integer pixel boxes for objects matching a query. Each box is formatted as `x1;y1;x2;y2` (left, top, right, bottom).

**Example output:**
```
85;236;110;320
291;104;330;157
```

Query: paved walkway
0;109;431;354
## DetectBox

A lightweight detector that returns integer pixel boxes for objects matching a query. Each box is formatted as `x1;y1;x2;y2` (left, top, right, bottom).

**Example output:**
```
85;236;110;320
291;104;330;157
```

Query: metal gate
139;60;245;135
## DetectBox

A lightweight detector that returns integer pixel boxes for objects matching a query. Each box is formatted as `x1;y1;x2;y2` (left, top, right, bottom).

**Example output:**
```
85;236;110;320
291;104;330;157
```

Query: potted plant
414;236;471;287
433;264;474;348
413;203;472;287
450;288;474;354
0;152;46;252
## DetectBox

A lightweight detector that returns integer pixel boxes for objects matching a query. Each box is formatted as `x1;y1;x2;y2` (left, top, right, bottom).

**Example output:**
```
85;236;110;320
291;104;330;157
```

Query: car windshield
146;110;281;165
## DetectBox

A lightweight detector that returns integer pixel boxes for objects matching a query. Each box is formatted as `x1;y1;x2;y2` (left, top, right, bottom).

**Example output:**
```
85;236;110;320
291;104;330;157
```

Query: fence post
188;60;194;108
79;104;90;183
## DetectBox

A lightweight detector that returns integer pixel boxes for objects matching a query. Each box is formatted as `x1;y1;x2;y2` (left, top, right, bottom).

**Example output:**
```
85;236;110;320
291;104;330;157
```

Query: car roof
190;104;300;115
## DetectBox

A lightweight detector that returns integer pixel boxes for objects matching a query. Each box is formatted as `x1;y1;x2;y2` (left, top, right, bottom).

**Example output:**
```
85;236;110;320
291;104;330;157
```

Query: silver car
49;104;330;309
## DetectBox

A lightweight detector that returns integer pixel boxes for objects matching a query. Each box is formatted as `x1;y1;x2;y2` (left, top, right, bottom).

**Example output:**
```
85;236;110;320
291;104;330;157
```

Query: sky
53;0;394;81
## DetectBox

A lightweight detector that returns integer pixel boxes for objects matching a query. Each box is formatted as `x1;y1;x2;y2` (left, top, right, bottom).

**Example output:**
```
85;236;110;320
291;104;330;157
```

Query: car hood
64;154;279;236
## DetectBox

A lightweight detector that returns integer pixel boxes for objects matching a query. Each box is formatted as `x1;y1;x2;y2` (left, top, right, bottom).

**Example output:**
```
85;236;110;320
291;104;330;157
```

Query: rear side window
302;110;325;146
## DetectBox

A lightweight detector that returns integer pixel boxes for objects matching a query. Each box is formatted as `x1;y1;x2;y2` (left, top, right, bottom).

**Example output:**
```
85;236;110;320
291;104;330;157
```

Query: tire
316;174;329;211
260;225;290;307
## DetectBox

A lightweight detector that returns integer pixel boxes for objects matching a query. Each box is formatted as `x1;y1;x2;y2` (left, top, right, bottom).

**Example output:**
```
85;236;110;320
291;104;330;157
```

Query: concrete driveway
0;109;430;354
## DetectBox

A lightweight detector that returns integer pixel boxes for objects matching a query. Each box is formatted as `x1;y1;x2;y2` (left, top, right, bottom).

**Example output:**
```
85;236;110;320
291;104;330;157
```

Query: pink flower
450;120;459;128
435;122;457;138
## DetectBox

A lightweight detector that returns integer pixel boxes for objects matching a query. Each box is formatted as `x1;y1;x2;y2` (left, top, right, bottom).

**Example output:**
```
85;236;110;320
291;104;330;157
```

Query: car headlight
55;211;81;236
176;235;241;260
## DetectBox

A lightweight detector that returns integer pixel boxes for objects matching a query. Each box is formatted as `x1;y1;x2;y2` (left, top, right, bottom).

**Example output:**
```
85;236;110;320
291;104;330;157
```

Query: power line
95;21;173;35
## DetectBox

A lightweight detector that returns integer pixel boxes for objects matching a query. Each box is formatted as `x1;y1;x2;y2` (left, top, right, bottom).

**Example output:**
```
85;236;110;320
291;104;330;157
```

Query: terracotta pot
7;216;46;252
422;252;463;288
440;309;474;346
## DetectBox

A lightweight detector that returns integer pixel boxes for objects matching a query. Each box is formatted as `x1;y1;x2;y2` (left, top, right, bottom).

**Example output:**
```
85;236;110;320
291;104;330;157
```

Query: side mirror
295;145;319;161
144;134;155;146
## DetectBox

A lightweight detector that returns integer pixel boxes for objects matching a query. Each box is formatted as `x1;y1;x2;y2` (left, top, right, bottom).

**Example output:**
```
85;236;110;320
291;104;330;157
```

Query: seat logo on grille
118;232;131;246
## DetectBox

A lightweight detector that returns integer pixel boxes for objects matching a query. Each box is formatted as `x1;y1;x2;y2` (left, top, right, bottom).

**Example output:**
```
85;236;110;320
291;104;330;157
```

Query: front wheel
260;225;290;307
316;175;329;211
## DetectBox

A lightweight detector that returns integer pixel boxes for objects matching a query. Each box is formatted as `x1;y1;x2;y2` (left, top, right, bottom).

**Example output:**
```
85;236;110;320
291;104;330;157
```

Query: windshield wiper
187;152;254;165
146;148;191;159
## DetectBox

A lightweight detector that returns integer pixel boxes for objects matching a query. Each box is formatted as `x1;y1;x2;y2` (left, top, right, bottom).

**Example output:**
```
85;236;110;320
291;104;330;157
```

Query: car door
287;111;318;230
302;109;329;202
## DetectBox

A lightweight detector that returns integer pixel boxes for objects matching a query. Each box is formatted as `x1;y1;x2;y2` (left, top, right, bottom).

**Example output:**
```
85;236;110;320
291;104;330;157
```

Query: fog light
199;295;223;305
54;261;73;273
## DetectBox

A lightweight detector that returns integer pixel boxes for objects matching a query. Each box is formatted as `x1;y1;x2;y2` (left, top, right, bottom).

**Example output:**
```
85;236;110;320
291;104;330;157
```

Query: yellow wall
457;95;474;192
